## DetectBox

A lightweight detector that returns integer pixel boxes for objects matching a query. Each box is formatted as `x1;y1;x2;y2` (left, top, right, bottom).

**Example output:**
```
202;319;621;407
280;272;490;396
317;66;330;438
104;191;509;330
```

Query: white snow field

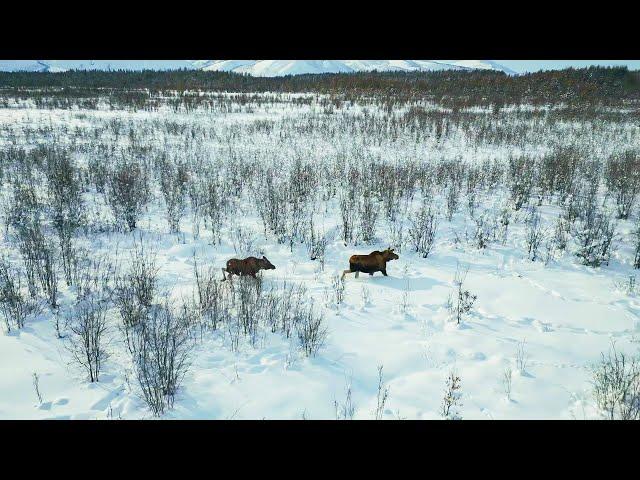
0;92;639;420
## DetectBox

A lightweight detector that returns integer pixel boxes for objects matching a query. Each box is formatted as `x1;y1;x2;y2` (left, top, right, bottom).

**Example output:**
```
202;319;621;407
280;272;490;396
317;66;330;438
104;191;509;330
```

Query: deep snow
0;95;638;420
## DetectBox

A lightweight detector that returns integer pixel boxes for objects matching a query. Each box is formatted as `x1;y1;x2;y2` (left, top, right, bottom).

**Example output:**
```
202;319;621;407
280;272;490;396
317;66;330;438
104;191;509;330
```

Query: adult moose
222;256;276;281
341;248;399;280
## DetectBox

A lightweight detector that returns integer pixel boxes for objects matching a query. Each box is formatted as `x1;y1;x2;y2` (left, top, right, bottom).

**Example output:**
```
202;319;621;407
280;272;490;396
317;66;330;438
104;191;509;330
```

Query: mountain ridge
0;60;517;76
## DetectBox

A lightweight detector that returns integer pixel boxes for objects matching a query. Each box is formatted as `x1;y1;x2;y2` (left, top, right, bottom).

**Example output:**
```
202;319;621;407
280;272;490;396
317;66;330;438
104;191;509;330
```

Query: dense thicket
0;66;638;109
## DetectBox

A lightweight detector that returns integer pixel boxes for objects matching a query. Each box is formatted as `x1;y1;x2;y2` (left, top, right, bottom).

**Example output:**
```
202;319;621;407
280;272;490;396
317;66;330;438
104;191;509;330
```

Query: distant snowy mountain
0;60;516;75
202;60;516;76
0;60;197;72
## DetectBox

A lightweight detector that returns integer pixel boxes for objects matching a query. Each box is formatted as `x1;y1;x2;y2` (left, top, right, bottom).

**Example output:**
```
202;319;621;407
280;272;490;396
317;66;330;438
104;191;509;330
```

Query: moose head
260;256;276;270
382;248;399;262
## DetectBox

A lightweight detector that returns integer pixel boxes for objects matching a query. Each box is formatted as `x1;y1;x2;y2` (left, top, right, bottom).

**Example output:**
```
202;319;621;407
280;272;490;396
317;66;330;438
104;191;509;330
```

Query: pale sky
497;60;640;73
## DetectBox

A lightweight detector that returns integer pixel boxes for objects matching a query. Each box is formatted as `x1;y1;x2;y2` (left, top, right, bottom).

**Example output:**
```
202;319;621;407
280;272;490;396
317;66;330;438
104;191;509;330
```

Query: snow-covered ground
0;94;639;419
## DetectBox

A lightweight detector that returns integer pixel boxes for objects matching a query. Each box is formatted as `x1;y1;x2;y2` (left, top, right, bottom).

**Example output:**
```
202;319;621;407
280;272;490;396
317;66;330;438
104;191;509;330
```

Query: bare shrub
502;366;513;401
32;372;43;404
441;368;463;419
159;158;189;233
552;215;570;253
115;240;158;349
526;207;545;262
0;258;39;332
409;200;439;258
358;191;378;244
470;211;494;250
107;161;150;232
231;226;257;257
231;275;262;346
332;274;345;307
74;254;116;303
447;265;477;325
129;302;193;416
205;176;228;245
572;207;616;267
339;191;357;245
295;300;327;357
66;296;109;382
445;183;460;221
306;220;327;269
605;150;640;220
38;241;59;308
335;380;356;420
46;149;85;285
125;239;158;309
508;155;535;211
498;206;511;244
14;219;59;307
591;343;640;420
515;339;529;374
187;179;205;240
374;365;390;420
634;221;640;270
193;255;227;332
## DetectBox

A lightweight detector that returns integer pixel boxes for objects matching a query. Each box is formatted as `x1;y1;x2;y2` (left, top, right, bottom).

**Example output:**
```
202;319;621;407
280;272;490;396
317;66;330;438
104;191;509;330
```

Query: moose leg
355;271;360;278
382;269;388;277
341;269;353;280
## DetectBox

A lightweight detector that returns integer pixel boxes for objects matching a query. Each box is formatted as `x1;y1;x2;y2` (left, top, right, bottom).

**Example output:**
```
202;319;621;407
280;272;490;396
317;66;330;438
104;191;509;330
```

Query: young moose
341;248;399;280
222;256;276;281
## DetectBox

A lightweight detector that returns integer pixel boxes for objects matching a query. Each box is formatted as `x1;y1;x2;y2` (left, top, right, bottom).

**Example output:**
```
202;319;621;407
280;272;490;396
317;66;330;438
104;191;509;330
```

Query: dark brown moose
222;256;276;281
341;248;399;280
